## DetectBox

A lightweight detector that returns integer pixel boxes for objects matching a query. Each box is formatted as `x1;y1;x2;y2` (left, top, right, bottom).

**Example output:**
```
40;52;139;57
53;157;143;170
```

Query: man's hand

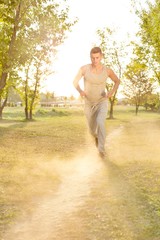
106;91;113;98
101;90;112;99
80;90;86;98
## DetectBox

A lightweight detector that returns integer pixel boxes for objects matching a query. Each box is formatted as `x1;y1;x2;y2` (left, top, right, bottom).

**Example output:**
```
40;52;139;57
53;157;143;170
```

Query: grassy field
0;105;160;239
0;107;87;234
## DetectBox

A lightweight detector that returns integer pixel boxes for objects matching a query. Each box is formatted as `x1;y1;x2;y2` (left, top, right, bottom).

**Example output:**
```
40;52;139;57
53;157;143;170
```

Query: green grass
0;105;160;239
0;107;87;236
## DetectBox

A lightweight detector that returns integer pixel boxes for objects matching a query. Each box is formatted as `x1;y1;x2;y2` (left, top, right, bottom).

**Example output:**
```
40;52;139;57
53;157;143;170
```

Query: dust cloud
3;149;105;240
3;120;160;240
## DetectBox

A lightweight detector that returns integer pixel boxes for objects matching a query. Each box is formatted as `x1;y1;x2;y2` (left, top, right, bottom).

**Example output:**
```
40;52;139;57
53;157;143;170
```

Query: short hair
90;47;102;55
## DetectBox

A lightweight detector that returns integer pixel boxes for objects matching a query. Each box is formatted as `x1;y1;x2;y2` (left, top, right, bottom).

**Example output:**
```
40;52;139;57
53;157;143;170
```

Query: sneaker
95;137;98;148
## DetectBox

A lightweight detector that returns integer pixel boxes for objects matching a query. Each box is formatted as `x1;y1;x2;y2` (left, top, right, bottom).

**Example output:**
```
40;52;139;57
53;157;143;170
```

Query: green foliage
0;0;76;118
139;0;160;64
0;70;21;118
0;0;75;68
123;59;153;114
133;0;160;84
143;92;160;111
96;27;126;77
35;107;69;117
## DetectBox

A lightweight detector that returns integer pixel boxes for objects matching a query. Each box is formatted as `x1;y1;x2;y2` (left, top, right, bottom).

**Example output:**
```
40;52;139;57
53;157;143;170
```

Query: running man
73;47;120;158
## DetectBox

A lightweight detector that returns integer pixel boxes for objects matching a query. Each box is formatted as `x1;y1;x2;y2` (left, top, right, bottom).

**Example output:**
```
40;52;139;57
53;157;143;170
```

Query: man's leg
84;101;108;155
96;100;108;154
84;104;98;138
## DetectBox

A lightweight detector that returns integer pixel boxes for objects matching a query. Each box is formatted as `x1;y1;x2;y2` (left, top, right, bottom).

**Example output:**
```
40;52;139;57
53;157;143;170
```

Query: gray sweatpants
84;100;108;153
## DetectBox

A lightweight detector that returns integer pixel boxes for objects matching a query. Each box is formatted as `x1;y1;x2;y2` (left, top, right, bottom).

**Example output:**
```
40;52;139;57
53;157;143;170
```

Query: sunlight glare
44;0;140;97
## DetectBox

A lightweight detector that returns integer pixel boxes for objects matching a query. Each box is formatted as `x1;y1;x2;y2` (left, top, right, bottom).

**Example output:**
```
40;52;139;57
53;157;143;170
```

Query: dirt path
3;119;160;240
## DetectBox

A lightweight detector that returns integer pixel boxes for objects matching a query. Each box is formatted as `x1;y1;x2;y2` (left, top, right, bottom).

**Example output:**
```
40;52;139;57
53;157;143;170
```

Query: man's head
90;47;103;66
90;47;102;55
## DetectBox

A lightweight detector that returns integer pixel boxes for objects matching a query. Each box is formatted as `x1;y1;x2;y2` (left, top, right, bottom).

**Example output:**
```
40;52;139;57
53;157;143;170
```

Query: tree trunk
29;108;32;120
109;100;114;119
0;73;8;91
25;106;29;120
0;95;8;119
29;63;40;120
29;82;38;120
108;91;117;119
24;85;29;120
24;65;30;120
136;105;139;115
0;107;3;119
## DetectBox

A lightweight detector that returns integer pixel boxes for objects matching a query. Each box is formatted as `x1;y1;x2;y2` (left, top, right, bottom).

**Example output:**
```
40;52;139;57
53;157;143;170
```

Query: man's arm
106;68;120;98
73;67;86;97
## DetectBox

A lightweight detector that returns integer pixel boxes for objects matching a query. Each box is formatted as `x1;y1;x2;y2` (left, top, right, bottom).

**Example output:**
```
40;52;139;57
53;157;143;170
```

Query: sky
43;0;142;98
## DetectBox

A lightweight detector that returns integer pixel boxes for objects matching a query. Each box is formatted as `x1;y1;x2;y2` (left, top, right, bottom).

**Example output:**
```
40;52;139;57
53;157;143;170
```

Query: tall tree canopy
0;0;76;119
135;0;160;83
0;0;75;90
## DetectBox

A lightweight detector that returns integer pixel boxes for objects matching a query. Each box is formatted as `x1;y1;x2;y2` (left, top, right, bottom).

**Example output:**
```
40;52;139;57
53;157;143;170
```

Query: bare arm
106;68;120;98
73;67;86;97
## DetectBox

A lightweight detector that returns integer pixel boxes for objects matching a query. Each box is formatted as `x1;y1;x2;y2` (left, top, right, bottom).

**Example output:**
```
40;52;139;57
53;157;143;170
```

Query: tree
143;93;160;111
70;95;75;101
0;71;21;119
0;87;8;119
96;27;126;119
0;0;76;119
123;60;153;115
132;0;160;84
19;52;46;119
